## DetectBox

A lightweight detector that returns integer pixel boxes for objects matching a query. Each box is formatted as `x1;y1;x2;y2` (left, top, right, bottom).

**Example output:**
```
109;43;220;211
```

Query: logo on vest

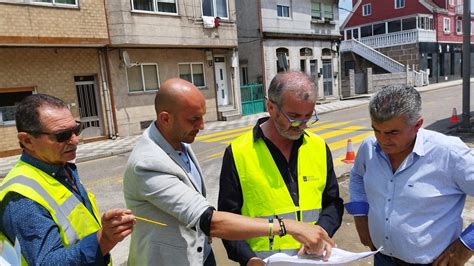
303;176;317;182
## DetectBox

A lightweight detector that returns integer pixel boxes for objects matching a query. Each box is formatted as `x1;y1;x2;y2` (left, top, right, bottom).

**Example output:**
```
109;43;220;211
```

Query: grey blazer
124;123;210;266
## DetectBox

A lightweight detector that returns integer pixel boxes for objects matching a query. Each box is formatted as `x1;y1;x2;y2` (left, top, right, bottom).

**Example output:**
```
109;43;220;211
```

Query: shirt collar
21;151;73;178
412;128;425;156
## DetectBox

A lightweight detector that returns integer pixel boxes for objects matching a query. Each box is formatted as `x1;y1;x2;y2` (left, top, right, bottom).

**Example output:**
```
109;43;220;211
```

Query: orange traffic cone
449;108;459;123
342;139;356;164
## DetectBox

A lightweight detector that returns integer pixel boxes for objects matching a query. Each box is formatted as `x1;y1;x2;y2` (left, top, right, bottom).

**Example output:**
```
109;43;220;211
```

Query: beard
274;121;303;140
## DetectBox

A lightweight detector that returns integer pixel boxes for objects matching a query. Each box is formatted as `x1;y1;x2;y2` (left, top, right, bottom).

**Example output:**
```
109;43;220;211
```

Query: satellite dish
121;51;138;68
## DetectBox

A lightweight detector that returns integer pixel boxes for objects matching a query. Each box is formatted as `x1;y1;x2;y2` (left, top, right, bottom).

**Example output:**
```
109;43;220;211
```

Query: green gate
241;83;265;115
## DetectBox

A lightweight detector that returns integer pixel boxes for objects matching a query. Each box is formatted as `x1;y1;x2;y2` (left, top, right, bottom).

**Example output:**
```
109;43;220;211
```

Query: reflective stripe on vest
257;209;320;223
232;130;327;256
0;175;80;243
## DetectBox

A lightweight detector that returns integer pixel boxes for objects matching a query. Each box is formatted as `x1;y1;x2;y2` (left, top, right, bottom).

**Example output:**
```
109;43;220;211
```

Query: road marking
203;131;247;143
328;132;373;151
206;130;374;160
196;125;253;140
319;126;368;140
307;121;352;133
207;151;225;159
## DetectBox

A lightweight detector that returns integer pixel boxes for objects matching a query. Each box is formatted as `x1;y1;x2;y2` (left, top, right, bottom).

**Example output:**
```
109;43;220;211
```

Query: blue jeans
375;253;432;266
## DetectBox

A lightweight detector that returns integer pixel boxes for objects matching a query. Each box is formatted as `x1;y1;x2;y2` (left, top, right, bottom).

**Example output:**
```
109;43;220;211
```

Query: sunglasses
269;99;320;127
29;121;83;143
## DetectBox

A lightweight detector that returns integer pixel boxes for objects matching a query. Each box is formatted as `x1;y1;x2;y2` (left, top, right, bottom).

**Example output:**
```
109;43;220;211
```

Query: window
373;22;386;35
127;64;160;93
323;3;333;20
276;48;289;73
32;0;77;6
362;4;371;16
300;60;306;72
300;47;313;57
132;0;178;14
179;63;205;87
388;19;401;32
202;0;228;18
361;25;372;37
444;17;451;33
449;0;455;6
311;1;321;20
0;88;34;124
310;59;317;81
346;29;352;39
352;28;359;39
402;17;416;30
277;5;290;18
395;0;404;9
418;16;434;30
456;19;462;34
241;66;249;85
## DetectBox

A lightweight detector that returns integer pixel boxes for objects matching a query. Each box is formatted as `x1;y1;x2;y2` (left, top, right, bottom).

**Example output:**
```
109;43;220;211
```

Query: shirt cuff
344;202;369;216
460;223;474;251
80;233;110;265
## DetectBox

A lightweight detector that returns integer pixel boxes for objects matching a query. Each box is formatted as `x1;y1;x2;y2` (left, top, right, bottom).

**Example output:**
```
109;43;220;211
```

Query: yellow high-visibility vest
232;130;327;258
0;160;104;265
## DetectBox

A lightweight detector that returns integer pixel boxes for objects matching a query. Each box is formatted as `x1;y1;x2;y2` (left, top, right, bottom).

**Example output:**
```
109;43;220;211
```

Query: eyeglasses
28;121;83;143
270;100;320;127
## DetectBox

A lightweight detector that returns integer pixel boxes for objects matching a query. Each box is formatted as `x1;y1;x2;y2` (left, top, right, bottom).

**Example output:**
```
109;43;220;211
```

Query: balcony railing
353;29;436;49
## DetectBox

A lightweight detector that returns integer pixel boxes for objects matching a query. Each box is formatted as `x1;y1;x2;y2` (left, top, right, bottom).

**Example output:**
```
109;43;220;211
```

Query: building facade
106;0;241;136
236;0;341;99
340;0;474;88
0;0;111;156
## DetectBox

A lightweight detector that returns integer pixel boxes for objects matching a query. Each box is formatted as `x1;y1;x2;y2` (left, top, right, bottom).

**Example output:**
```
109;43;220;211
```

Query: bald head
155;78;205;115
154;78;206;149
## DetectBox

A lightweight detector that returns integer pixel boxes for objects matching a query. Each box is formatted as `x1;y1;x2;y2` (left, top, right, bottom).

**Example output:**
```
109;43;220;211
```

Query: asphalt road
77;84;474;265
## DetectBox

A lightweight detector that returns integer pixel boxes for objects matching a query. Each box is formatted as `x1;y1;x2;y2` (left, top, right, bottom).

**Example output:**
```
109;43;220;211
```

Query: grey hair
267;71;317;107
369;85;422;125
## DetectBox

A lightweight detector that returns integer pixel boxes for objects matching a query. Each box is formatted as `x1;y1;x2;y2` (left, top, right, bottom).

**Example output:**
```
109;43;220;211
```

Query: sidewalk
0;79;469;177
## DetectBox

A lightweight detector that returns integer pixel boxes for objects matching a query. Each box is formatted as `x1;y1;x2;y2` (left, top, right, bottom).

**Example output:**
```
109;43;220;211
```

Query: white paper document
263;247;381;265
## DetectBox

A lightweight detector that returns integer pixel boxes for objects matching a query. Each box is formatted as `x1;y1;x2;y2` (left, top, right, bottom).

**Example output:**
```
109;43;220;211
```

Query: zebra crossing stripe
318;126;368;140
328;132;373;151
307;121;352;133
196;125;253;140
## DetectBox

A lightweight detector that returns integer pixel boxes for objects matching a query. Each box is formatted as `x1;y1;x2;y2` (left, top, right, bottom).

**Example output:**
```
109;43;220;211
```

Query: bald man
124;79;336;265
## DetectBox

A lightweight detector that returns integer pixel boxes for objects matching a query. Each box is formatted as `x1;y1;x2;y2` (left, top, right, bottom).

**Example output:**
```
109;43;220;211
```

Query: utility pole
461;0;472;130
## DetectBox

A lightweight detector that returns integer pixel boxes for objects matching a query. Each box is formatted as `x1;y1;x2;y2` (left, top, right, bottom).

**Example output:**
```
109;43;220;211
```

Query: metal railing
354;29;436;49
341;39;405;73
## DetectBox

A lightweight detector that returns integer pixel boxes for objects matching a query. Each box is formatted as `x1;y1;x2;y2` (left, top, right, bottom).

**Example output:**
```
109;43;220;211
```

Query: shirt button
197;247;203;252
385;236;389;239
390;179;393;182
388;199;391;202
385;218;389;221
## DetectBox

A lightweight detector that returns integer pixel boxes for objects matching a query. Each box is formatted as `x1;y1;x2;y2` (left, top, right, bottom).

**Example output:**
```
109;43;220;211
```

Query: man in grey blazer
124;78;336;265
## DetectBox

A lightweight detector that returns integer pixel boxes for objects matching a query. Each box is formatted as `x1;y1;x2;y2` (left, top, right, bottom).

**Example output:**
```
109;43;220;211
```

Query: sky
338;0;474;24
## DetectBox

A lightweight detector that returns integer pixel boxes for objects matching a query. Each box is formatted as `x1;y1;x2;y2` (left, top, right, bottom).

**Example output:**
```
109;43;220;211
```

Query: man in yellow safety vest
0;94;135;265
218;71;344;265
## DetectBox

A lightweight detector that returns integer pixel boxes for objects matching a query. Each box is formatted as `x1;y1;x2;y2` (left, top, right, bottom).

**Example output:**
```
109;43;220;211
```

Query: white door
214;57;229;106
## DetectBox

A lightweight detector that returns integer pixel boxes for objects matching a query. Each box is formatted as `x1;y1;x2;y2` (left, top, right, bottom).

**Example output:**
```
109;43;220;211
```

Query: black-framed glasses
28;121;83;143
269;99;320;127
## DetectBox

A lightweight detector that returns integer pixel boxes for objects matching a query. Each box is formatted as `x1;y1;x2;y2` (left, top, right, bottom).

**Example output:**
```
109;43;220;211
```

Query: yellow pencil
134;215;168;226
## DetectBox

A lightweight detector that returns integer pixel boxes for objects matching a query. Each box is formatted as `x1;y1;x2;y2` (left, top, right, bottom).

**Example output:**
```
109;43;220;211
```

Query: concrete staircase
218;105;241;121
340;39;405;73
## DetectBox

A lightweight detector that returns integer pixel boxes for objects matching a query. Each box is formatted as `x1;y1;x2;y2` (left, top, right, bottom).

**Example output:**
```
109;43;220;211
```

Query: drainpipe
257;0;266;93
98;48;116;139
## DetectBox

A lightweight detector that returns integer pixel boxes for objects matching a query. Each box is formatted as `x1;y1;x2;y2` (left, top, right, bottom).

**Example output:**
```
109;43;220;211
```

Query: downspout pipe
98;48;116;139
